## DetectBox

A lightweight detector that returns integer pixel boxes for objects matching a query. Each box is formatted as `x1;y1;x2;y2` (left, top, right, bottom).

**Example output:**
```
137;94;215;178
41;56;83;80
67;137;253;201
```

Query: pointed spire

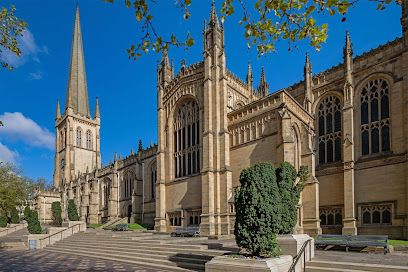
94;96;100;118
114;152;117;162
246;61;253;83
138;140;143;152
343;30;353;56
304;52;313;113
130;148;134;155
161;49;170;68
66;4;90;117
56;98;61;119
304;51;312;75
257;67;269;98
209;0;220;27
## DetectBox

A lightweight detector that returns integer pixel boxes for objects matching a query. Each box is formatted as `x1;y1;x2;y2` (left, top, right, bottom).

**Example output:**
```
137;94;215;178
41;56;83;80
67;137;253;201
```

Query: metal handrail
288;238;313;272
38;223;82;247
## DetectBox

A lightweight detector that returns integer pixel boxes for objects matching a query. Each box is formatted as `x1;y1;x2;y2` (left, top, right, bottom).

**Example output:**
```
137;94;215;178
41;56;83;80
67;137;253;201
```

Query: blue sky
0;0;401;184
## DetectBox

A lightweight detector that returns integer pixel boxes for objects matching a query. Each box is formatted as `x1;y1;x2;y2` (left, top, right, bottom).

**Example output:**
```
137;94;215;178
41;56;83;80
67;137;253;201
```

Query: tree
23;206;31;220
0;5;28;70
276;162;309;234
234;162;282;257
68;199;79;221
26;209;42;234
10;206;19;224
102;0;397;59
51;202;62;227
0;214;7;227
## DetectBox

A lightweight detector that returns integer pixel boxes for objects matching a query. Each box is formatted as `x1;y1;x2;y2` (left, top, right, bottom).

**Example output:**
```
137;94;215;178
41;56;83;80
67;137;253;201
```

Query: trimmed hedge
51;202;62;227
68;199;79;221
26;209;42;234
10;207;19;224
0;214;7;227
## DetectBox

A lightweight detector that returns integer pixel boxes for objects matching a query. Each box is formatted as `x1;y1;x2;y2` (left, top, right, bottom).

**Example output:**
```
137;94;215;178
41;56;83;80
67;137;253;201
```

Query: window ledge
357;151;393;162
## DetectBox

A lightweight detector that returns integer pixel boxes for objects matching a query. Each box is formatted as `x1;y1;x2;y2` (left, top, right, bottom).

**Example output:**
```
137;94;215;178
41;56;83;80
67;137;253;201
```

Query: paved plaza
0;250;167;272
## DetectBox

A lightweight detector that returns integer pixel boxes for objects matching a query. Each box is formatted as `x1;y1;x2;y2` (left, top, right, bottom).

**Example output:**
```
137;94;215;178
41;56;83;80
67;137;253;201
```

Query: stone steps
44;247;204;271
306;260;408;272
44;231;228;271
0;241;28;251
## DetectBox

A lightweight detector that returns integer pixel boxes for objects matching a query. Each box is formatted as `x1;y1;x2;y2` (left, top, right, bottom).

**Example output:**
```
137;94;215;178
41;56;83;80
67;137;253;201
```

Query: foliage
0;5;28;70
388;240;408;245
10;206;19;224
276;162;309;234
0;214;7;227
0;163;52;216
68;199;79;221
101;0;397;59
26;209;42;234
23;206;31;220
234;161;309;257
109;223;146;230
234;162;282;257
51;202;62;227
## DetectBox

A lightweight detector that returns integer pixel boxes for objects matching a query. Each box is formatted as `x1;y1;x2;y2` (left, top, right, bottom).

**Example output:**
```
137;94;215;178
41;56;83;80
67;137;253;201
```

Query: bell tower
53;4;101;189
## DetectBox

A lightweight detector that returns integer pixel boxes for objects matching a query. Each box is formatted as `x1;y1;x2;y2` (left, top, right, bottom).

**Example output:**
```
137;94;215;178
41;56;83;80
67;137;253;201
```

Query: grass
88;223;105;228
109;223;146;230
388;240;408;245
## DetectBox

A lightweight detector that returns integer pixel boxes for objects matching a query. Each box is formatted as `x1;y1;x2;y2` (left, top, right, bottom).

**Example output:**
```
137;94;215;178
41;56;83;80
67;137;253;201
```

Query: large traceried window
86;131;92;149
360;79;390;156
317;95;342;165
174;100;200;178
76;128;82;147
123;172;134;199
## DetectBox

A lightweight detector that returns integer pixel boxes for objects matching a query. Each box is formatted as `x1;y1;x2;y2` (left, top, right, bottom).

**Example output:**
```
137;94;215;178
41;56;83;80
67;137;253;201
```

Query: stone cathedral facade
35;2;408;239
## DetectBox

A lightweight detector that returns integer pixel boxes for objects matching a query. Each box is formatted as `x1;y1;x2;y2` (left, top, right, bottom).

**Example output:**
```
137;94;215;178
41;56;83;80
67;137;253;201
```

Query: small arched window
360;79;390;155
60;131;64;150
86;131;92;149
174;100;200;178
76;128;82;147
151;163;157;199
317;95;342;165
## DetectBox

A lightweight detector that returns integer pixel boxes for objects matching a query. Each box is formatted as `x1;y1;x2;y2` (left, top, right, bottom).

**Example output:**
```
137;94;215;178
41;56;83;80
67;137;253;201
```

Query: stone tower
53;4;101;189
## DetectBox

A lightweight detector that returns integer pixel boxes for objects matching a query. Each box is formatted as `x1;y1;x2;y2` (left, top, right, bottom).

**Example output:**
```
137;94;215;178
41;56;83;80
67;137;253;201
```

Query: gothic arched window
360;79;390;155
86;131;92;149
60;131;64;151
174;100;200;178
317;95;342;165
151;163;157;199
76;128;82;147
123;172;133;198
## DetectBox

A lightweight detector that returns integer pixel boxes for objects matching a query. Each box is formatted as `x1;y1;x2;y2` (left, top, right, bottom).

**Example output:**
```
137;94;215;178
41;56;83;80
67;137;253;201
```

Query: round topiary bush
51;201;62;227
0;214;7;228
68;199;79;221
234;162;282;257
10;207;19;224
27;210;42;234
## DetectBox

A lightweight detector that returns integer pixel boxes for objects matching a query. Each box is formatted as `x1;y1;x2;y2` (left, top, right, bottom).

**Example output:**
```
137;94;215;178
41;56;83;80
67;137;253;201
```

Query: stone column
89;179;99;224
108;172;118;219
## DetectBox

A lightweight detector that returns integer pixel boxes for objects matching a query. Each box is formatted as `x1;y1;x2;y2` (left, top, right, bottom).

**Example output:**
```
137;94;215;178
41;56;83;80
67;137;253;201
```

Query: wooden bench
112;224;129;231
348;235;388;254
171;227;201;237
316;234;388;254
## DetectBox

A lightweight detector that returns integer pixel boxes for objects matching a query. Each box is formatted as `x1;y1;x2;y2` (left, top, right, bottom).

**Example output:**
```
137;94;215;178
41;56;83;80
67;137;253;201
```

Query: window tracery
86;131;92;149
360;79;390;155
361;204;391;225
317;95;342;165
174;100;200;178
76;128;82;147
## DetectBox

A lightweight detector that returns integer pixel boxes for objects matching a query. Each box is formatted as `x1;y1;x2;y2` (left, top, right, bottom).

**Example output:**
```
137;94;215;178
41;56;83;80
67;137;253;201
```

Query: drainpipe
97;179;100;220
43;196;46;224
64;184;67;221
142;162;145;224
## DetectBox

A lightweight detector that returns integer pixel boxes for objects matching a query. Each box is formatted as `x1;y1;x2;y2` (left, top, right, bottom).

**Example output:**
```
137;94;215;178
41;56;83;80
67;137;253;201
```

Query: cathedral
35;2;408;240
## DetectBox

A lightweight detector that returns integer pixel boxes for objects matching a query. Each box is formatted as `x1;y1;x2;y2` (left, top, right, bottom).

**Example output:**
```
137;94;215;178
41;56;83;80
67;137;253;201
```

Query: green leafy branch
0;5;28;70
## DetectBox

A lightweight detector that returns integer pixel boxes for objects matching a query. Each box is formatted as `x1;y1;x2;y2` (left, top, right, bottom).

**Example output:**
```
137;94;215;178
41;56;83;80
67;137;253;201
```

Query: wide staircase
0;227;29;250
44;229;228;271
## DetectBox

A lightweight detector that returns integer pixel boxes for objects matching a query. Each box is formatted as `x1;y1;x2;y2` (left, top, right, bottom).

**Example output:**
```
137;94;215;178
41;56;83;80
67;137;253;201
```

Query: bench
171;227;201;237
112;224;129;231
316;234;388;254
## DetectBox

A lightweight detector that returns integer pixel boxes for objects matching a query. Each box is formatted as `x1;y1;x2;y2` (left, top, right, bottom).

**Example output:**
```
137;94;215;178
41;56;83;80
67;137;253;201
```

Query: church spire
94;96;100;118
209;0;220;28
65;4;90;117
257;67;269;98
56;98;61;119
304;52;313;112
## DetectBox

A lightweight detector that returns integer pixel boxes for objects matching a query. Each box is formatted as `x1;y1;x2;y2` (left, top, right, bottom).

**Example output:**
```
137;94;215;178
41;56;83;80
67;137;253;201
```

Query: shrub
51;202;62;227
23;206;31;221
10;207;19;224
27;210;42;234
234;162;282;257
0;214;7;227
68;199;79;221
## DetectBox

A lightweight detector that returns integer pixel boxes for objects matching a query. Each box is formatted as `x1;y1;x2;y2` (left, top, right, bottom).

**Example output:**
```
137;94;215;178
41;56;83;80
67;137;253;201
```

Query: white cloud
0;112;55;150
1;29;47;68
29;71;43;80
0;142;19;164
